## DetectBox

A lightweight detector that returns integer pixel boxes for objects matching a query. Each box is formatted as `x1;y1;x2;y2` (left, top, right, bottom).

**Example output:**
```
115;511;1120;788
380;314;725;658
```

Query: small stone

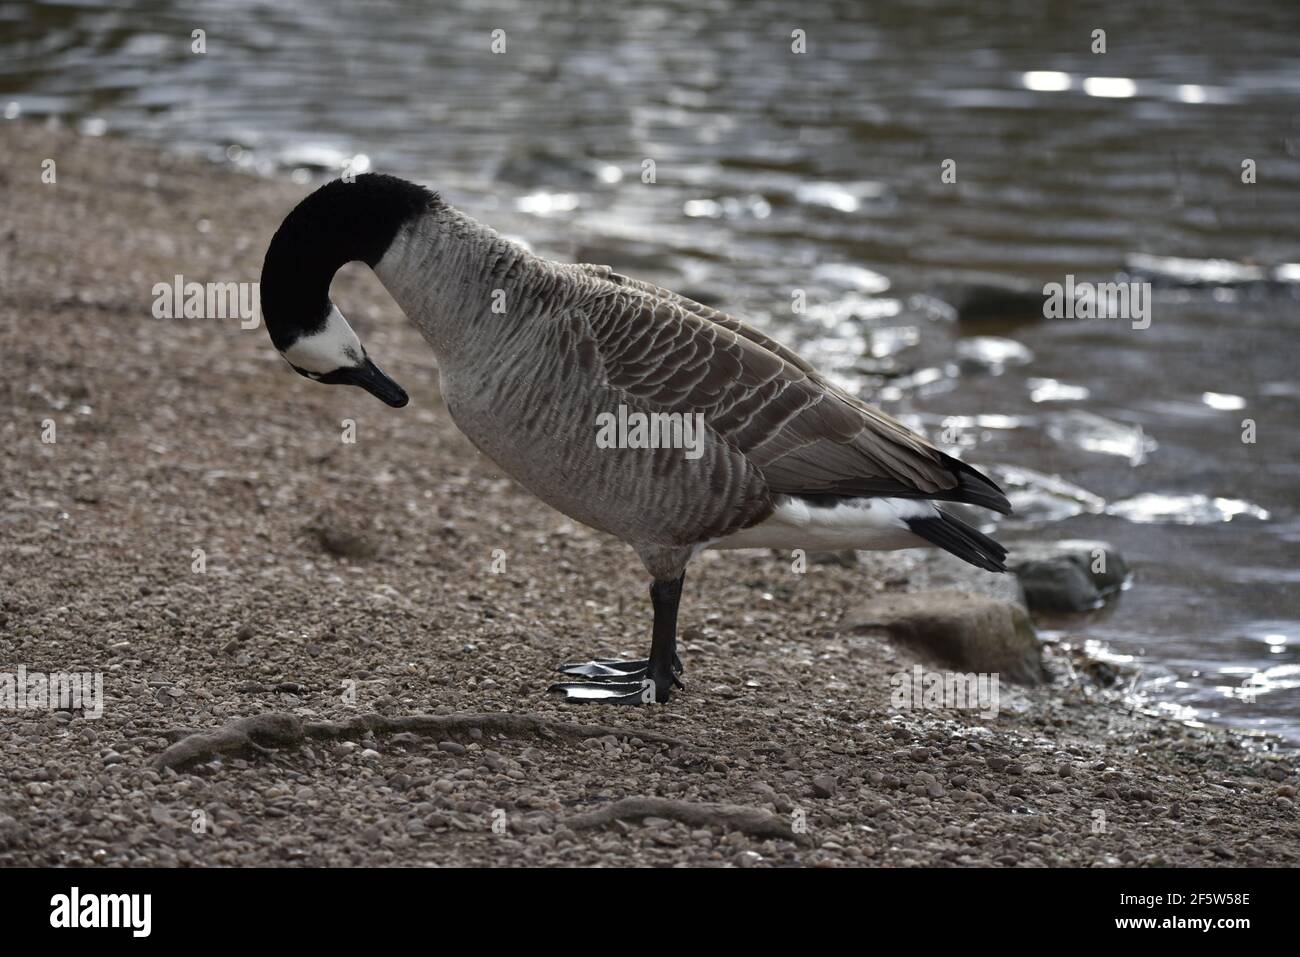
310;516;378;560
812;775;837;798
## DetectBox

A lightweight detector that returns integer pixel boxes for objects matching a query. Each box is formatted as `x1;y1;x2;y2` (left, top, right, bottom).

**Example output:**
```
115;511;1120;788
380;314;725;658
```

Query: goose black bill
318;357;409;407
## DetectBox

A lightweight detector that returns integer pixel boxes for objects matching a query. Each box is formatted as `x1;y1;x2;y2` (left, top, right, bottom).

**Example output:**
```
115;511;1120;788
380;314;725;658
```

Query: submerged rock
940;282;1045;325
1010;540;1129;613
843;589;1048;685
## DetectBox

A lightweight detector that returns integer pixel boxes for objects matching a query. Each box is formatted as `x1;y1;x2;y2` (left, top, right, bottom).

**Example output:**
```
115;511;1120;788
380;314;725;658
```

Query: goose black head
260;173;441;408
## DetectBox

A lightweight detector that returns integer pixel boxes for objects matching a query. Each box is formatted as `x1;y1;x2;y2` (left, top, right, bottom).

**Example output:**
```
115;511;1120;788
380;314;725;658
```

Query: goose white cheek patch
282;306;365;374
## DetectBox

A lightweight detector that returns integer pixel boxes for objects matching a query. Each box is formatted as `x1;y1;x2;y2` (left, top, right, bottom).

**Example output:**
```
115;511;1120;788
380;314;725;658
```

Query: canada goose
261;174;1011;705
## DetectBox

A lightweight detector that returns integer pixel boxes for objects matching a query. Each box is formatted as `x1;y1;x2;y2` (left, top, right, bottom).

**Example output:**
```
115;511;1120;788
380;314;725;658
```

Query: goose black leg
549;573;686;705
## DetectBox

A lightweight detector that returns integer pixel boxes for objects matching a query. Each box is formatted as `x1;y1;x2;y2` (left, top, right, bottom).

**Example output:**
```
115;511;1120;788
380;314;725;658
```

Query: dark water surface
4;1;1299;741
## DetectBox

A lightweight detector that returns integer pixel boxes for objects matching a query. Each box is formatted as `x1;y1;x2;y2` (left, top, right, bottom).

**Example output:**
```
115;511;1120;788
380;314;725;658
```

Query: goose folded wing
578;283;1011;513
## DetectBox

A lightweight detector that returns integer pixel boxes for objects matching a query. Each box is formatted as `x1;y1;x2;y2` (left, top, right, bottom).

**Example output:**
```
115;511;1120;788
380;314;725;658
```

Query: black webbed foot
548;658;684;704
547;574;688;706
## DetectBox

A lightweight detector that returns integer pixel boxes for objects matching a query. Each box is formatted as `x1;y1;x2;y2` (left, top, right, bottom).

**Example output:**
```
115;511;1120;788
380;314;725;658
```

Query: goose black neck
260;173;441;349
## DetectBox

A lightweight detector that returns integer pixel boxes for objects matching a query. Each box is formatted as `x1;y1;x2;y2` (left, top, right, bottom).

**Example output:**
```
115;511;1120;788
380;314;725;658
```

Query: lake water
4;0;1299;742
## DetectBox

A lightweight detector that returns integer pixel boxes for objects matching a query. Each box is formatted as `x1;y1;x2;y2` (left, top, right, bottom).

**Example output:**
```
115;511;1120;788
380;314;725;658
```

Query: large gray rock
1010;540;1129;614
843;589;1048;685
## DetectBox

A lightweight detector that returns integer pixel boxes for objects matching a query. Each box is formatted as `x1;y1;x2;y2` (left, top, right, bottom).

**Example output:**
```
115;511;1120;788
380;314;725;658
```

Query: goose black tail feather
906;509;1008;573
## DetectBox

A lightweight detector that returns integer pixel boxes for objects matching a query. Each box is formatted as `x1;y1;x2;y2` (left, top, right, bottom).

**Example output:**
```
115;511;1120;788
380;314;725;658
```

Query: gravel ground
1;123;1297;868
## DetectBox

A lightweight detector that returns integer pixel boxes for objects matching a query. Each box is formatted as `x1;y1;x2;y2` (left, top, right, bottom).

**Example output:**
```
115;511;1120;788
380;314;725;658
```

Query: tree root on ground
152;711;692;770
564;796;812;846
